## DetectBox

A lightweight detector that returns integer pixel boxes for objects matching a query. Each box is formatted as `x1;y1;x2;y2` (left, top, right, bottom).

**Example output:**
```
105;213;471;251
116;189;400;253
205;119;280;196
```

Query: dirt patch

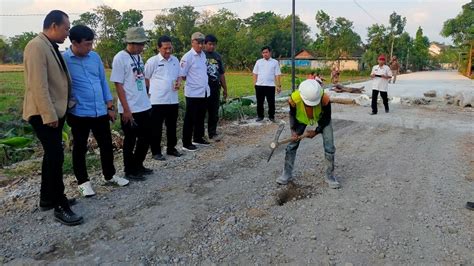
0;65;24;72
246;208;268;218
458;134;474;181
275;182;314;206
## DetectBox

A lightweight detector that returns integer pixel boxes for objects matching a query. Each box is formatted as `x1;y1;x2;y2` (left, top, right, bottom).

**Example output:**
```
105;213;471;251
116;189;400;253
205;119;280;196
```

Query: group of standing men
22;10;228;226
21;9;474;231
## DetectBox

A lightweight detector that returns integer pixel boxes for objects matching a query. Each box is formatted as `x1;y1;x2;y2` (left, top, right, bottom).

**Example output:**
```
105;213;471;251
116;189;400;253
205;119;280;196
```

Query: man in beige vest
389;56;400;83
23;10;83;226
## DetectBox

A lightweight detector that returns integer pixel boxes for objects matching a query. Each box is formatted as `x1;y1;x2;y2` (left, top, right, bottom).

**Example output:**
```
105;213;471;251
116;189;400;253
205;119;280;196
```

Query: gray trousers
280;122;335;182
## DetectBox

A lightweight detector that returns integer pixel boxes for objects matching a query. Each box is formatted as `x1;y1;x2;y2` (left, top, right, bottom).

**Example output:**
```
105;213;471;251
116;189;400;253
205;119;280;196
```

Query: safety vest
290;90;323;126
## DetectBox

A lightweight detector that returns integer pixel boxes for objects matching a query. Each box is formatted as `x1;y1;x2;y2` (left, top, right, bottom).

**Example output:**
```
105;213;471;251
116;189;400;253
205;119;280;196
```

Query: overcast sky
0;0;467;46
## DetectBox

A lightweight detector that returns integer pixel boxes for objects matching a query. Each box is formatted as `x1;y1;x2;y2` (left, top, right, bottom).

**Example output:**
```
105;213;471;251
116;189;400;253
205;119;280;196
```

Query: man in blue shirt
64;25;129;197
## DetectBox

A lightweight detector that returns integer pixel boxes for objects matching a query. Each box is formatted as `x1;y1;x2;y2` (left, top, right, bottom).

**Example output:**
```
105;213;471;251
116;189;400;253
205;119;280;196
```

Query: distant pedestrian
180;32;211;151
389;55;400;83
204;34;228;140
330;67;340;84
23;10;83;225
308;71;325;86
145;35;183;160
110;27;153;180
370;55;392;115
64;25;129;197
252;46;281;122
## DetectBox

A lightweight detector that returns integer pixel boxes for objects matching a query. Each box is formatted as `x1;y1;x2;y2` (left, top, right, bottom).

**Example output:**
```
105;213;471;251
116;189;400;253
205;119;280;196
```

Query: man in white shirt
110;27;153;180
145;35;182;160
370;54;392;115
179;32;211;151
252;46;281;122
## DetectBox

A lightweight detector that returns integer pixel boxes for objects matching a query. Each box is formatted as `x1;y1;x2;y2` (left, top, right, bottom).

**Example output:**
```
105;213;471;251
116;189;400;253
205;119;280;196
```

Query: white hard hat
298;79;322;106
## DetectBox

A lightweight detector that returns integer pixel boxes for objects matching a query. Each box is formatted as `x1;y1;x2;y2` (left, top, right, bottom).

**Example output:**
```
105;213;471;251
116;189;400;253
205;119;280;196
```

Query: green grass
0;72;24;123
0;69;369;125
0;69;368;175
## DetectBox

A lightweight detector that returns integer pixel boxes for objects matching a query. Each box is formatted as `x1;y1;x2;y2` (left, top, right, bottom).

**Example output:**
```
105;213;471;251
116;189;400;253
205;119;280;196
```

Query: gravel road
0;71;472;265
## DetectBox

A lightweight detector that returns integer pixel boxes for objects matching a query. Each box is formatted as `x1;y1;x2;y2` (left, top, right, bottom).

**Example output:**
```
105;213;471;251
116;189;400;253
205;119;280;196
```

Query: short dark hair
157;35;172;48
205;34;218;44
261;46;272;52
43;10;68;29
69;25;94;43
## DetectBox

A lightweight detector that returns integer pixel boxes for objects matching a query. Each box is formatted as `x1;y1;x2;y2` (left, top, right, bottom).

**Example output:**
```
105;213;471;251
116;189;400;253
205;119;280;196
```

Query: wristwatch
107;105;115;111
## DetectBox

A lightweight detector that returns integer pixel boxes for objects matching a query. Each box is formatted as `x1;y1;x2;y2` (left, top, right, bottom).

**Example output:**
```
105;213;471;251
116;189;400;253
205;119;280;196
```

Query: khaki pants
390;70;399;83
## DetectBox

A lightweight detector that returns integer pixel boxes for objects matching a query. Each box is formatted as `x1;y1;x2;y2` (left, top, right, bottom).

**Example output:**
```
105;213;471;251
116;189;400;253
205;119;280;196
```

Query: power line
353;0;380;24
0;13;81;17
141;0;241;12
0;0;241;17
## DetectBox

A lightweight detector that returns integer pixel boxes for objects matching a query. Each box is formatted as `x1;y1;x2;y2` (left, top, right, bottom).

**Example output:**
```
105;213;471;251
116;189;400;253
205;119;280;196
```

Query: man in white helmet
276;79;340;188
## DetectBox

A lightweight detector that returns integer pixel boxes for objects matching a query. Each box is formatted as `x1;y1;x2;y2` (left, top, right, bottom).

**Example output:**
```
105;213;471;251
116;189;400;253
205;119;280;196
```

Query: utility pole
467;41;473;77
390;33;394;60
406;47;409;72
291;0;296;91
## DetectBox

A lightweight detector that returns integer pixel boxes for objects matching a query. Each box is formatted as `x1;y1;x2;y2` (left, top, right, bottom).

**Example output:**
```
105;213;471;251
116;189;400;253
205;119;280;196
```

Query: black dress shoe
192;139;210;145
138;166;154;175
54;206;83;226
167;149;182;157
39;198;77;212
466;202;474;210
125;172;146;181
182;144;197;151
152;154;166;161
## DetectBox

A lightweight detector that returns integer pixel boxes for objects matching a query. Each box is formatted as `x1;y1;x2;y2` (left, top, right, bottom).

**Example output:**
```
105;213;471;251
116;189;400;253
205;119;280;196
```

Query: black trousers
120;109;151;174
255;85;275;119
207;86;220;137
151;104;179;155
29;115;68;207
182;97;207;146
67;114;116;184
371;90;389;114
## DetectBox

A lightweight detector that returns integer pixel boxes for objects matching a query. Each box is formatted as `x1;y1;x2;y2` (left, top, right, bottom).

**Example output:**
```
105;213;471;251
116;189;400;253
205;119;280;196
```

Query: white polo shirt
253;58;281;86
371;64;392;92
145;53;180;105
179;48;210;98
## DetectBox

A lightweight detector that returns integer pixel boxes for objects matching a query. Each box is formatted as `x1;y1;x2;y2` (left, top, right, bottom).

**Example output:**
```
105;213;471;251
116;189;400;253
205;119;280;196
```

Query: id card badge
136;78;144;91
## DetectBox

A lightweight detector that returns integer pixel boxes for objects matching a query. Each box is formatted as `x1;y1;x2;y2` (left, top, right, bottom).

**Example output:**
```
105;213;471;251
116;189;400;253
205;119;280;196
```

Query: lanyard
125;50;142;74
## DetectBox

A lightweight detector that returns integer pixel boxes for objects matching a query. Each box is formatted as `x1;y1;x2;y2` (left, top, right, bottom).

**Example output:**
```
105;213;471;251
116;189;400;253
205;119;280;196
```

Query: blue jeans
280;122;335;182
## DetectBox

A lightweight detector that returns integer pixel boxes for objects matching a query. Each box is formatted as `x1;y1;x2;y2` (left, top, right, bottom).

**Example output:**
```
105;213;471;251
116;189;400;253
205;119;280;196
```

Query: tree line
0;2;471;72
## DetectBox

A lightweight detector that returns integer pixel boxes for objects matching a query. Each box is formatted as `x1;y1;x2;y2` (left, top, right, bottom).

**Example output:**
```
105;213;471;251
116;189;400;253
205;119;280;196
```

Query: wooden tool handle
277;132;308;145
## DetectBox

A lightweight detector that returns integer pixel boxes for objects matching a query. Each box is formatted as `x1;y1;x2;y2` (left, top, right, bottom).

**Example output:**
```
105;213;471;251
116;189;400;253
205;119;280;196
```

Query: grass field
0;71;24;123
0;66;367;172
0;67;368;123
